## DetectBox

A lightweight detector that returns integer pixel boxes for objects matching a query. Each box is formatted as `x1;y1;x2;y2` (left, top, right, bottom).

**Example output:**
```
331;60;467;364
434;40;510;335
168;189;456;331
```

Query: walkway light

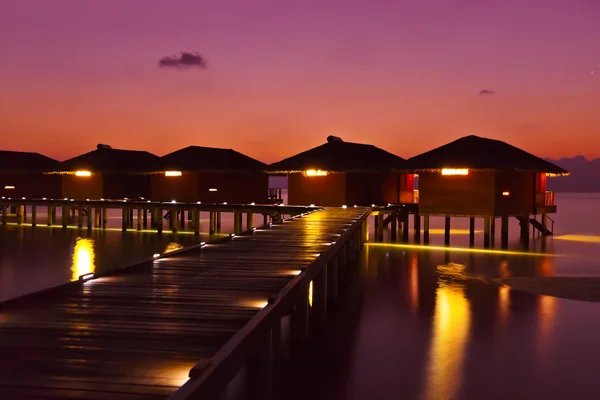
441;168;469;176
165;171;182;177
305;169;328;177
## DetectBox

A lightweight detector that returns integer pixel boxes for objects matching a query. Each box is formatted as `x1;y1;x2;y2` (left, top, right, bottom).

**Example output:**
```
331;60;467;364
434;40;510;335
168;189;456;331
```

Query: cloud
159;52;207;69
479;89;495;95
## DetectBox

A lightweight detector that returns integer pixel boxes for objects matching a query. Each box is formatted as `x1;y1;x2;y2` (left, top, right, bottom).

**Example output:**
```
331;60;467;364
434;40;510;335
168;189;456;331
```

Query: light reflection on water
71;238;95;281
281;194;600;400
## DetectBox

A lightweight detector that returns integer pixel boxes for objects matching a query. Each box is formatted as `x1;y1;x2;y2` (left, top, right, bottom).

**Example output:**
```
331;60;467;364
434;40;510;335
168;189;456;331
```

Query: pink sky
1;0;599;162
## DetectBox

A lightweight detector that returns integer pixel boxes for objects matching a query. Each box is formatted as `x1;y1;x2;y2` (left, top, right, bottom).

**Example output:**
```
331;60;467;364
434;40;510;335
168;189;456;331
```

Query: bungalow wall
418;171;496;216
494;170;536;216
288;173;346;206
63;173;152;200
380;173;415;204
151;172;268;204
0;173;62;199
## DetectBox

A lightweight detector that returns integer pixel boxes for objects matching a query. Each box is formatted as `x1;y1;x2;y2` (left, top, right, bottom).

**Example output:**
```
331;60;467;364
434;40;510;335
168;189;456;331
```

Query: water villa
52;144;159;200
408;135;569;247
0;150;61;199
267;136;414;206
149;146;269;204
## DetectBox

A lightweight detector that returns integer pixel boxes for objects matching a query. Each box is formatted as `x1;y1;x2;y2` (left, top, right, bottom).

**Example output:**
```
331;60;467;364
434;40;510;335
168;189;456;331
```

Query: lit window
164;171;182;177
4;185;15;190
209;188;217;192
441;168;469;176
305;169;328;177
75;170;91;177
502;191;510;196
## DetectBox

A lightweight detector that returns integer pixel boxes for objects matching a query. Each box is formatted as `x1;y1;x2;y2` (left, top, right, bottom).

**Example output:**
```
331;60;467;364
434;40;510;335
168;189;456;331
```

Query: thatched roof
55;145;160;173
0;150;59;172
267;136;408;173
155;146;267;173
408;135;569;175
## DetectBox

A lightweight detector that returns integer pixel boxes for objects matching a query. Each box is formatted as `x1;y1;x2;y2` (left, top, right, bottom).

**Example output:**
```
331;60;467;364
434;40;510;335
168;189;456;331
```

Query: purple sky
1;0;599;162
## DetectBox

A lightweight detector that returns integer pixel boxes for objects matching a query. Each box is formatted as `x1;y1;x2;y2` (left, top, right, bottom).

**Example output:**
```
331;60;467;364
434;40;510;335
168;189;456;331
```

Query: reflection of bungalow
408;135;568;230
0;150;62;199
53;144;159;200
266;136;413;206
150;146;269;204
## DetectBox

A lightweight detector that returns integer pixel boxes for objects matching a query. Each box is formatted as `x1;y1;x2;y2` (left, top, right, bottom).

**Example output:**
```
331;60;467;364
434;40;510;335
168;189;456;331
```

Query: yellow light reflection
308;280;313;307
304;169;328;177
425;229;482;235
441;168;469;176
554;234;600;244
366;242;557;257
498;285;510;326
409;254;419;313
71;238;96;281
238;299;269;309
75;170;92;177
424;284;471;400
538;295;557;347
164;242;184;254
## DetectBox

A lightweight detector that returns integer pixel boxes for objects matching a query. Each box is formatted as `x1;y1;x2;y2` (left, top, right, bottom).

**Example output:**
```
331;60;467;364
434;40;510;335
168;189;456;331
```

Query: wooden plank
0;207;366;399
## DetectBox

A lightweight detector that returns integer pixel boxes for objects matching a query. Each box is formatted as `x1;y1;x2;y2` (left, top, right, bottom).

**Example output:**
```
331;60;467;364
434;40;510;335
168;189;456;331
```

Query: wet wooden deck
0;207;367;399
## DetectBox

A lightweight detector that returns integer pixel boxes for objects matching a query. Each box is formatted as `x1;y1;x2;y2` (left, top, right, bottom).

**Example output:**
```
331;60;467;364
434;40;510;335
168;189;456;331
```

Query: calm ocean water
280;193;600;400
2;193;600;399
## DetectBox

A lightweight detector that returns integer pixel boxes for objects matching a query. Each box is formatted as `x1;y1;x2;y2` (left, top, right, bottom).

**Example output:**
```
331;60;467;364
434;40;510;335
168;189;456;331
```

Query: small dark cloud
479;89;495;95
159;52;207;69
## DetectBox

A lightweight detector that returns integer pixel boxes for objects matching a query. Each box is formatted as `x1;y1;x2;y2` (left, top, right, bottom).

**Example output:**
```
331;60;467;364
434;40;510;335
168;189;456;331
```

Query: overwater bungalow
0;150;62;199
267;136;414;206
52;144;159;200
150;146;269;204
408;135;569;240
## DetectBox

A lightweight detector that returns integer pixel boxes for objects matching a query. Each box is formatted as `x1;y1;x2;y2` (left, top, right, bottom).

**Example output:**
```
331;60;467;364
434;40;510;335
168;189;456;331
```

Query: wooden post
136;208;142;230
156;208;163;235
246;212;254;230
327;257;339;303
51;206;56;225
102;208;108;229
179;209;185;230
128;209;134;228
234;211;242;234
390;214;397;242
216;211;222;232
209;212;216;235
143;209;148;229
520;215;529;240
47;205;53;226
469;217;475;247
501;215;509;249
444;216;450;246
94;207;101;227
312;268;328;332
2;203;7;225
484;217;491;248
413;213;421;243
541;213;548;233
490;217;496;246
193;209;200;236
62;206;69;228
402;213;409;243
423;215;430;244
17;205;25;225
376;214;384;242
77;207;84;228
263;214;268;226
87;207;93;231
170;208;178;233
121;208;128;232
246;330;273;400
31;205;37;227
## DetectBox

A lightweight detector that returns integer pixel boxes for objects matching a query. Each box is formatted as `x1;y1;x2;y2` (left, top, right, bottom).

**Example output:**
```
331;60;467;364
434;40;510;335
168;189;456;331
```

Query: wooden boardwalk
0;207;367;400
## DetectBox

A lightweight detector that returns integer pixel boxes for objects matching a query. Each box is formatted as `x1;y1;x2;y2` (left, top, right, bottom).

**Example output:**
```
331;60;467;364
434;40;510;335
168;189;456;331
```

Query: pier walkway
0;207;369;400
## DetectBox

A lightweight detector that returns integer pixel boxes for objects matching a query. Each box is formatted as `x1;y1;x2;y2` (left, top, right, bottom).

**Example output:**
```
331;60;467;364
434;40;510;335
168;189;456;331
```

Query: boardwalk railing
170;208;370;400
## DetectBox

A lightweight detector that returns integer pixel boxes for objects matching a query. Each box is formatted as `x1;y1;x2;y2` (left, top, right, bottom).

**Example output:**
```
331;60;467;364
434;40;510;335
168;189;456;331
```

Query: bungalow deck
0;207;368;400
